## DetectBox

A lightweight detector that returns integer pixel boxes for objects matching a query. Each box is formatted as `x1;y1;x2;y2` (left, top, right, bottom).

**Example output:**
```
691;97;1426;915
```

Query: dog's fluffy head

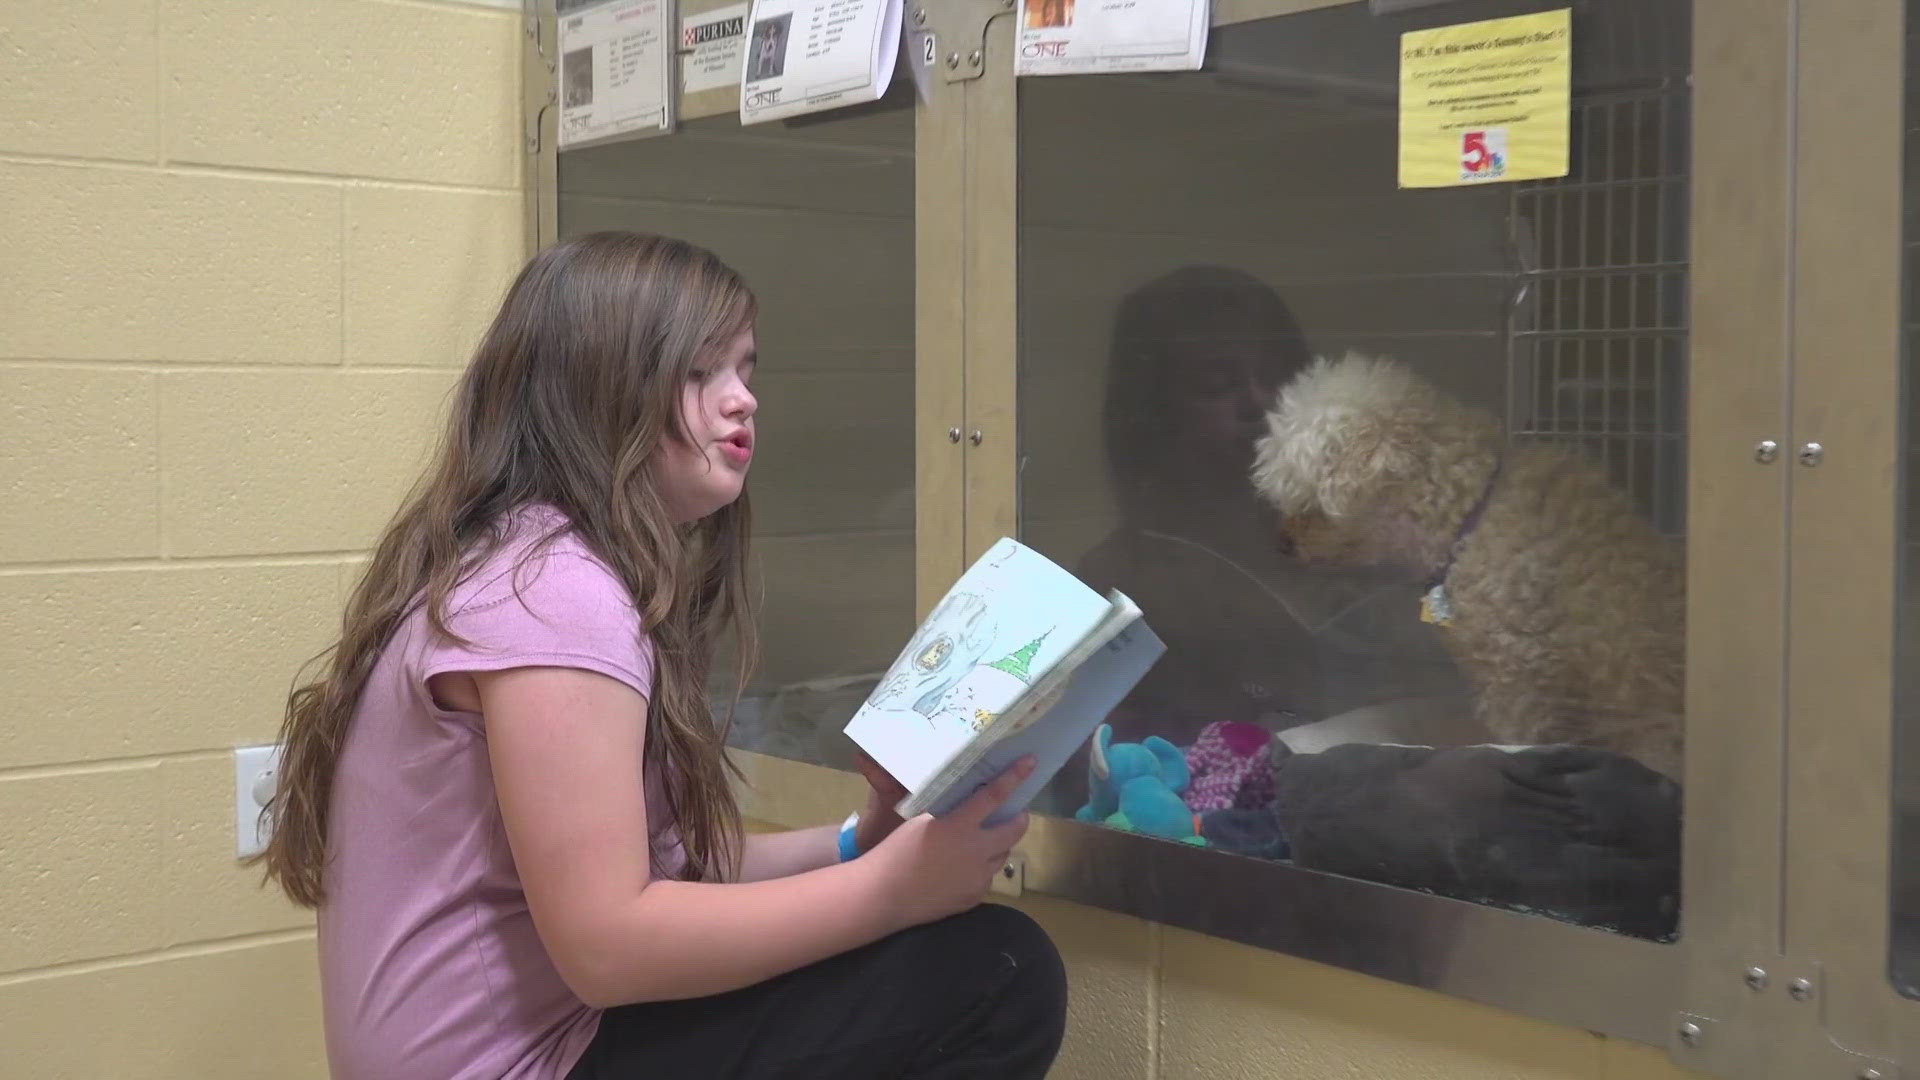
1250;352;1458;519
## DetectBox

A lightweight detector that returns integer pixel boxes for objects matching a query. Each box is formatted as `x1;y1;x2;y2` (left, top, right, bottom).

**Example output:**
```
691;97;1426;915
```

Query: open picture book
843;538;1166;827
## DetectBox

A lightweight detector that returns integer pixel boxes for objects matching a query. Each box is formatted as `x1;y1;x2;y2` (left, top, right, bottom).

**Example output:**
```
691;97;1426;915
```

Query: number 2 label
1462;131;1489;171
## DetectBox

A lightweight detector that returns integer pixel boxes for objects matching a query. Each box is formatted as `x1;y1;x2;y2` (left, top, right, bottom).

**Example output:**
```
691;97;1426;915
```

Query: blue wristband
838;812;862;862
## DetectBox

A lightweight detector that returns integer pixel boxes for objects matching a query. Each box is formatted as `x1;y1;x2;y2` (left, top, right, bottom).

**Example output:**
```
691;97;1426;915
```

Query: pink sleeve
423;546;655;699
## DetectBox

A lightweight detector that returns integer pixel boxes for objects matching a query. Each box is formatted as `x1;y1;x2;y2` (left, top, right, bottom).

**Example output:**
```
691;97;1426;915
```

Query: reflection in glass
557;89;918;773
1019;0;1687;940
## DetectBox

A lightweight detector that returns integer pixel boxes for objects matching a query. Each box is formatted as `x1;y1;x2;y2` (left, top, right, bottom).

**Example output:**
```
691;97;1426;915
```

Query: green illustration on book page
847;538;1115;791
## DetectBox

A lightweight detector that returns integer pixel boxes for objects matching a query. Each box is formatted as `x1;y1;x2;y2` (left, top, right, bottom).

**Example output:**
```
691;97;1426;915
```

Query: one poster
558;0;675;148
738;0;903;126
683;3;750;94
1014;0;1209;77
1397;9;1571;188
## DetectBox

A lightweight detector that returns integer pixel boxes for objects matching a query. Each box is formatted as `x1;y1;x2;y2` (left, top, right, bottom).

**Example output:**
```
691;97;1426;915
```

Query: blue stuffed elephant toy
1074;723;1206;845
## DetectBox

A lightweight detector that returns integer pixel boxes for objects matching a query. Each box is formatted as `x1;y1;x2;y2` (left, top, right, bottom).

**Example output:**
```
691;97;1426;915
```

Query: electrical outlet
234;743;283;860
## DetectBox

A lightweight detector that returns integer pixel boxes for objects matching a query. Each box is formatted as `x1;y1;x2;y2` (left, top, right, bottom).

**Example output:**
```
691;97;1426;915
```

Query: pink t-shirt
319;509;678;1079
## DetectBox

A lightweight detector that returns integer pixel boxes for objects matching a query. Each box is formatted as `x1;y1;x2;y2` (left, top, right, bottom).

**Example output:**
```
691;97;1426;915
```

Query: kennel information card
1397;9;1571;188
557;0;675;149
1014;0;1210;77
682;3;750;95
738;0;903;126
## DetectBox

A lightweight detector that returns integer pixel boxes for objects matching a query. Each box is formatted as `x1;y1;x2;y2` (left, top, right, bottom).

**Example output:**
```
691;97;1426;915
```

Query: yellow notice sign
1398;9;1571;189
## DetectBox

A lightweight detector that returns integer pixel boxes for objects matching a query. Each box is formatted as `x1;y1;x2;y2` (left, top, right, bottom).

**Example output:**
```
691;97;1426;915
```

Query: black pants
566;904;1068;1079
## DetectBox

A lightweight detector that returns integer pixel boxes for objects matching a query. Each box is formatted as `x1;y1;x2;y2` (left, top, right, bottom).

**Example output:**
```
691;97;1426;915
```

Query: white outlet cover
234;743;284;860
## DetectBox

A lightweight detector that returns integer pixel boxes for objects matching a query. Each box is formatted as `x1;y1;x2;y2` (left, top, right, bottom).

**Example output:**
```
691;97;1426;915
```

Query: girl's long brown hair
258;231;757;907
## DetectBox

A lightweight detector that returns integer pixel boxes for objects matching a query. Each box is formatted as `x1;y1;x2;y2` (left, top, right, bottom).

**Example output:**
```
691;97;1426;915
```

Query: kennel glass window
1894;0;1920;1000
1016;0;1689;941
553;83;919;774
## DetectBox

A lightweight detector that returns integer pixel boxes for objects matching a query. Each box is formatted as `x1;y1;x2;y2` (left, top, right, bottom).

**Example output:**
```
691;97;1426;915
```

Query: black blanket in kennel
1202;741;1682;941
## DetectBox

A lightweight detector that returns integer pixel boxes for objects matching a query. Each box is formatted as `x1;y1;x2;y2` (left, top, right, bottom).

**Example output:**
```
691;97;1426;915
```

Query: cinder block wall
1;2;1709;1078
1;1;521;1074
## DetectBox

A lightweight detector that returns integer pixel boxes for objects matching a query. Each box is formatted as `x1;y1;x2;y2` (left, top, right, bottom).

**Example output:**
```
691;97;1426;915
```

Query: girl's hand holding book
852;750;910;853
862;756;1037;929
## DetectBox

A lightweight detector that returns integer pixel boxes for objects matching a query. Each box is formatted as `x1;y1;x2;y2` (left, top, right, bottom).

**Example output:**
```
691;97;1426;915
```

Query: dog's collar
1425;452;1504;591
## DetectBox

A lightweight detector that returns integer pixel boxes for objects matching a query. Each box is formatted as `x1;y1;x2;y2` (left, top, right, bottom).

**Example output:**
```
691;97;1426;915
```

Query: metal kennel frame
523;0;1920;1074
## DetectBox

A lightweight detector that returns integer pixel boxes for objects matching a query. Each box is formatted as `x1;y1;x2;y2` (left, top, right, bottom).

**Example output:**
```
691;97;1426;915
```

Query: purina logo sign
1461;127;1508;181
686;15;744;48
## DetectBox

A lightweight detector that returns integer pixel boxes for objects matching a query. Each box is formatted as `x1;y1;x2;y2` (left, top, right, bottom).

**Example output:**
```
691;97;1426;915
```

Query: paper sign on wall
683;4;750;95
1397;9;1571;188
1014;0;1209;77
558;0;675;148
739;0;903;126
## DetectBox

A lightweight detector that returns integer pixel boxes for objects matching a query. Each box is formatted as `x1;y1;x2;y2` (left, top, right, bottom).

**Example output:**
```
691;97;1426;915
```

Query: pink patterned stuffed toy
1182;720;1278;813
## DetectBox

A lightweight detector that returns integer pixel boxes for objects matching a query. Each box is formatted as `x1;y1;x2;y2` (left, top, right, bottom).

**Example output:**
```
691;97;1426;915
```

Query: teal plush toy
1074;723;1206;846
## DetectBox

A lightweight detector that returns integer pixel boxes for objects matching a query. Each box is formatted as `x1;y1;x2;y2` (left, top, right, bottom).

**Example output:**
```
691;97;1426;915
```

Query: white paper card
559;0;674;148
739;0;902;126
1015;0;1210;77
682;3;750;94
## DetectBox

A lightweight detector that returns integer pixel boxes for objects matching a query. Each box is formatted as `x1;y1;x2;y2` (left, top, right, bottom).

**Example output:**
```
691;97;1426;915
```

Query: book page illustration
866;591;1056;735
845;538;1113;791
867;590;1002;726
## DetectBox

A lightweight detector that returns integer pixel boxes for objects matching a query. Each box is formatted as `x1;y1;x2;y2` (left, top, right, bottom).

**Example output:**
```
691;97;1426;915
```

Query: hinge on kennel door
1670;962;1900;1079
523;6;556;155
913;0;1015;82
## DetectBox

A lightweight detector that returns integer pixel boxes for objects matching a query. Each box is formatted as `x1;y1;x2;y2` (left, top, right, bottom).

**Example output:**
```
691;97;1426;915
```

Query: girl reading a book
256;232;1065;1079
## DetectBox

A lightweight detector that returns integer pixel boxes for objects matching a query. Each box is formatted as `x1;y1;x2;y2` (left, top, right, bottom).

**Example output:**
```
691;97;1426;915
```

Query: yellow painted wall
1;0;522;1075
1;2;1707;1077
